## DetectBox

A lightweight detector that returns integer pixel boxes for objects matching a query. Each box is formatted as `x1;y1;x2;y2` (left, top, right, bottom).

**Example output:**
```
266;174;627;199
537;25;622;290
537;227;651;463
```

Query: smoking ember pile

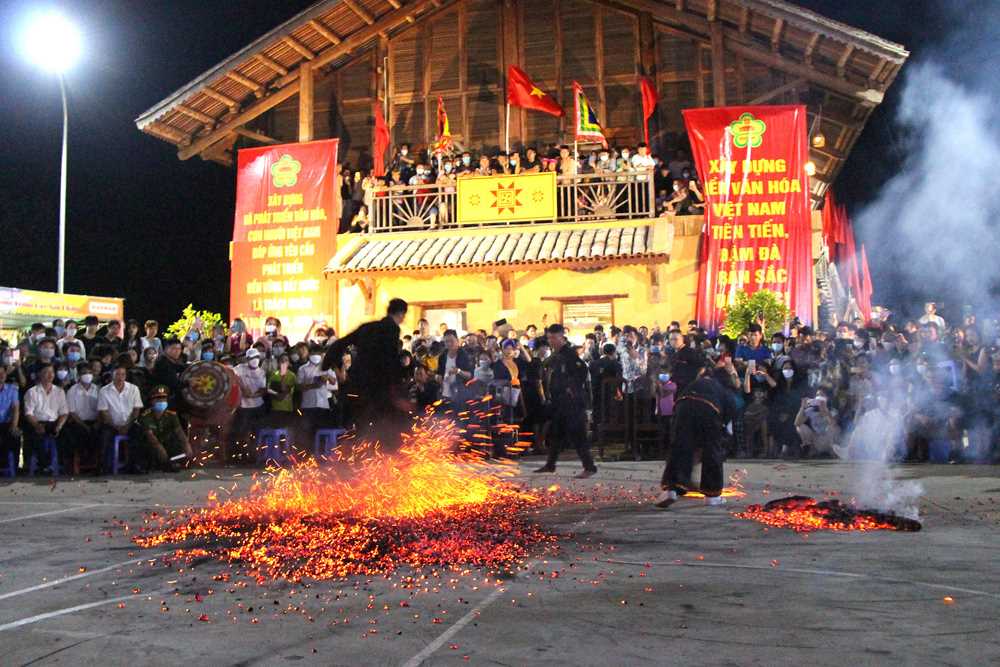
134;416;557;582
735;496;922;533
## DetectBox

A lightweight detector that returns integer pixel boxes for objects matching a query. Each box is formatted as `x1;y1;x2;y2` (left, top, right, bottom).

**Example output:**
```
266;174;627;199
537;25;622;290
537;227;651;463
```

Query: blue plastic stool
2;450;15;478
29;436;59;476
314;428;347;460
111;435;129;475
257;428;291;465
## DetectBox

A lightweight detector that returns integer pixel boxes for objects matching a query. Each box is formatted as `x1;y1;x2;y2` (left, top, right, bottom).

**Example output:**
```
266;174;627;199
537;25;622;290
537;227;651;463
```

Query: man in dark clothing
533;324;597;478
656;367;737;507
151;338;188;408
590;343;622;425
324;298;408;441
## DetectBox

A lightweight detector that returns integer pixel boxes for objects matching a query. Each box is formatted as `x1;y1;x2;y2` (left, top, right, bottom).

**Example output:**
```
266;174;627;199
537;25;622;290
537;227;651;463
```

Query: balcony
366;171;658;233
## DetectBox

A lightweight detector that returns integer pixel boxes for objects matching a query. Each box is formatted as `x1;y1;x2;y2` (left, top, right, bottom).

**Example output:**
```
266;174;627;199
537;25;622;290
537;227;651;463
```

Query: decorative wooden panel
391;26;423;97
466;0;500;88
521;0;558;84
467;90;500;150
657;30;698;76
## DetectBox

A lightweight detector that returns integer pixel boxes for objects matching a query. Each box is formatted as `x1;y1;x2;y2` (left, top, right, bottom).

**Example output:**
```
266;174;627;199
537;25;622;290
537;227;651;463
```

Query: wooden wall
254;0;820;166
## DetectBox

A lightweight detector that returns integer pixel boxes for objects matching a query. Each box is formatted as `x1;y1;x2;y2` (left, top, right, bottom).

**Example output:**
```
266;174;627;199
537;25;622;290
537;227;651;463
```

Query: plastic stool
257;428;291;465
314;428;347;459
111;435;130;475
29;436;60;476
2;450;15;478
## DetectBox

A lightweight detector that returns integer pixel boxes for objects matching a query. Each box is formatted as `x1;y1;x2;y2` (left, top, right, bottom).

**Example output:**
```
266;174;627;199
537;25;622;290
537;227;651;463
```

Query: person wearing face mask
26;339;60;386
767;360;804;458
138;385;192;472
97;365;145;473
66;363;100;469
54;362;73;390
152;339;188;408
262;317;289;350
63;342;84;367
57;320;86;358
654;361;677;459
456;151;474;175
391;143;415;180
297;344;339;443
140;320;162;354
231;348;267;457
267;354;298;427
225;319;252;356
199;341;217;363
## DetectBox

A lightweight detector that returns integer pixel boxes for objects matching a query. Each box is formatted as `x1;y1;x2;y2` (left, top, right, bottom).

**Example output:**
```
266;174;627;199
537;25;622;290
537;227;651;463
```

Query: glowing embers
735;496;922;533
135;417;554;582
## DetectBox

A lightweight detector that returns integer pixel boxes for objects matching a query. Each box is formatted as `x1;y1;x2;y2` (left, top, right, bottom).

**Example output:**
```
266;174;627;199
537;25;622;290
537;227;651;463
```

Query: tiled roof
324;224;670;276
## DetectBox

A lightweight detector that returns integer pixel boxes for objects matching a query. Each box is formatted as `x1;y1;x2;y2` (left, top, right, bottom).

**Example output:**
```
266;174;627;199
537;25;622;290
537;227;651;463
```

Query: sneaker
705;496;726;506
573;468;597;479
532;465;556;473
654;490;679;508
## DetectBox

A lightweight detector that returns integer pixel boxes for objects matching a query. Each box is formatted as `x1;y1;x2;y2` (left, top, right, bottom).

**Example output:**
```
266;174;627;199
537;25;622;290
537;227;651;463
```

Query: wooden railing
367;171;657;233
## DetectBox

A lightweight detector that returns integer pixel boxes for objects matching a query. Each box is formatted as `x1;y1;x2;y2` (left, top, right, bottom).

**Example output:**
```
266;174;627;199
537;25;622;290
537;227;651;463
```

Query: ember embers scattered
735;496;922;533
134;416;557;582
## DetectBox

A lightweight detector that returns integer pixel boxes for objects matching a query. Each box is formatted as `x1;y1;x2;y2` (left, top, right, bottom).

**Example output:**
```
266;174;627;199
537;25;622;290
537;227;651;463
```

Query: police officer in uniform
655;357;737;508
137;385;193;472
533;324;598;478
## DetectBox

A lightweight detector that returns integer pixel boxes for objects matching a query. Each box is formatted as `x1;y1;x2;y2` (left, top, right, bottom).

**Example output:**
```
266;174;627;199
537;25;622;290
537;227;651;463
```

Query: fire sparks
735;496;922;533
134;416;556;581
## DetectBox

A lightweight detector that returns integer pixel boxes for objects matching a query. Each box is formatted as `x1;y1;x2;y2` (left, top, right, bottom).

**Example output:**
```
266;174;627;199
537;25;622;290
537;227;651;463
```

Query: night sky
0;1;946;324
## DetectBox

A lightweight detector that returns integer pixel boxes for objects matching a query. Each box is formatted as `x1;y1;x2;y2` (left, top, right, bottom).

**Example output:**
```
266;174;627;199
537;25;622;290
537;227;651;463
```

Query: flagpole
505;103;510;155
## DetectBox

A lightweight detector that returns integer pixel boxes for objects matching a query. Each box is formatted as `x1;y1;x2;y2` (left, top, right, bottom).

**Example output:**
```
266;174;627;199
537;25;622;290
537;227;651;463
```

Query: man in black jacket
324;299;408;440
436;329;475;407
534;324;597;478
656;365;738;508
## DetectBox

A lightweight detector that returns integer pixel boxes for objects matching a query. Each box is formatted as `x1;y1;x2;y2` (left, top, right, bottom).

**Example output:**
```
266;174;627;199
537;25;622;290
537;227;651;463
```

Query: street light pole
58;74;68;294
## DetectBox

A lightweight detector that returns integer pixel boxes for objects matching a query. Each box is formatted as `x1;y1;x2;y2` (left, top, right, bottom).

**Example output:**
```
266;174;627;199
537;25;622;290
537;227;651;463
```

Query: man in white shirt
66;363;100;465
297;344;338;441
98;365;144;473
233;348;267;455
22;364;69;472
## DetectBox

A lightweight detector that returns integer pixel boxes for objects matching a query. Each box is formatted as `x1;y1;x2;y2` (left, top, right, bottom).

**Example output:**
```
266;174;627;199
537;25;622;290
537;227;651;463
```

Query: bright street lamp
20;11;83;294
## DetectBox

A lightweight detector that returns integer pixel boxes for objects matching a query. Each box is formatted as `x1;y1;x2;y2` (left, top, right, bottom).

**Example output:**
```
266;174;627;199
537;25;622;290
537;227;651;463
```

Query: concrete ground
1;459;999;666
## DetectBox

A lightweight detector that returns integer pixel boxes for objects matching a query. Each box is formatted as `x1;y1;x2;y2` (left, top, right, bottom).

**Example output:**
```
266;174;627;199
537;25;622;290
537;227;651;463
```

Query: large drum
180;361;240;425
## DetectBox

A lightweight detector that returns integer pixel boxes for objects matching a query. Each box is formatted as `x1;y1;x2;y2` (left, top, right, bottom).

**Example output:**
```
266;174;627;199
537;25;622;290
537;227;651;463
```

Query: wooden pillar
710;22;726;107
299;62;315;142
499;273;515;310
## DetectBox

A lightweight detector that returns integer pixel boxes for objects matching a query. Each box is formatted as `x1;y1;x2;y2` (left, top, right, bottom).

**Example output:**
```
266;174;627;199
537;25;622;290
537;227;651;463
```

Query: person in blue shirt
735;323;772;366
0;365;21;469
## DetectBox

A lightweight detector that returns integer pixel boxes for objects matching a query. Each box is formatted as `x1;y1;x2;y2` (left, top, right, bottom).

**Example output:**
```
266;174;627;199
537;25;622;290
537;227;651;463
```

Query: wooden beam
308;19;342;45
836;44;855;79
284;35;316;60
739;6;750;33
178;81;300;160
226;71;264;97
234;127;278;144
498;273;514;310
803;33;821;65
175;104;216;125
710;22;725;106
747;77;806;105
255;53;288;76
770;18;784;52
675;0;683;11
299;62;314;142
341;0;375;25
147;121;191;146
384;0;416;23
706;0;717;23
868;57;887;87
273;0;448;90
202;88;239;108
723;32;883;105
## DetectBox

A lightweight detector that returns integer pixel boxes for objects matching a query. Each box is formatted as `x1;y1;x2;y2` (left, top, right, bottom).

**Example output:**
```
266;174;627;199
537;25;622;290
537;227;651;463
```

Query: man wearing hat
533;324;597;478
137;385;192;472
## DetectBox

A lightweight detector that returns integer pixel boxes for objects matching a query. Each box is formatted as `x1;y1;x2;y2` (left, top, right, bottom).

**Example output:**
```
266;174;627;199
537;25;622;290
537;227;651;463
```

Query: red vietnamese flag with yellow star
507;65;563;117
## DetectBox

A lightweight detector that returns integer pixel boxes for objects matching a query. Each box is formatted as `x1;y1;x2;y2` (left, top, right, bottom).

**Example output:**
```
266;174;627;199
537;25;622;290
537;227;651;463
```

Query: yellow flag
456;172;557;225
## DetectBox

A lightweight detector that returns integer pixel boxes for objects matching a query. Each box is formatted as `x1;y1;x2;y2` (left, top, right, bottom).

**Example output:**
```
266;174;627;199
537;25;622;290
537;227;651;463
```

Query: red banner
230;139;339;341
683;105;813;331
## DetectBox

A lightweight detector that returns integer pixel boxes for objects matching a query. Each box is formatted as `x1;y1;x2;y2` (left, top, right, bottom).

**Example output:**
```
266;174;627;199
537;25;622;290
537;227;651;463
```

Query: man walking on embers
656;347;738;508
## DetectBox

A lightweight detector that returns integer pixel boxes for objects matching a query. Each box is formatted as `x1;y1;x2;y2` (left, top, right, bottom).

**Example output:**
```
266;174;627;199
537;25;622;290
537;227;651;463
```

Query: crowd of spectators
2;300;998;476
339;143;704;232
